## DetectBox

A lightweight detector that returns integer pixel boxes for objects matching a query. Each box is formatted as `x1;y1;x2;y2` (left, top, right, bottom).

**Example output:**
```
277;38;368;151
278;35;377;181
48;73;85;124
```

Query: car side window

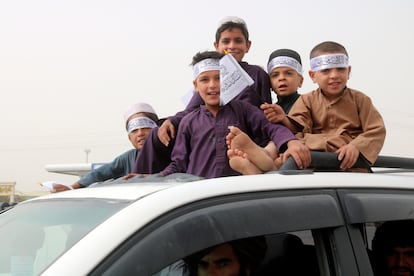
338;189;414;276
256;231;319;276
363;220;414;276
93;190;348;275
154;230;320;276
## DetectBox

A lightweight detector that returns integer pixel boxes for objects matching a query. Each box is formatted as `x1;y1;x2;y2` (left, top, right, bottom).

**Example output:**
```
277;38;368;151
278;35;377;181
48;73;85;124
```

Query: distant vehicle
44;162;106;177
1;155;414;275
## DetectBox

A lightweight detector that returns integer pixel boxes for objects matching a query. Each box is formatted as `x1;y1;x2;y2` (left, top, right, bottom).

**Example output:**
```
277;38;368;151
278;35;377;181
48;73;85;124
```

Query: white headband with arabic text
127;117;157;133
310;54;349;72
267;56;303;75
193;58;220;80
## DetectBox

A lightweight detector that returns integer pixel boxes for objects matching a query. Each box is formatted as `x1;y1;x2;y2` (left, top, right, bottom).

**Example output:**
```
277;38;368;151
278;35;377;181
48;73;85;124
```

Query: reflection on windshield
0;198;128;275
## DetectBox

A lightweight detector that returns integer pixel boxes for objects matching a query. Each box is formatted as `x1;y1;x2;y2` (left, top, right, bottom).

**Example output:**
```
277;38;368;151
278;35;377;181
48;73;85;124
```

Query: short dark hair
191;51;224;66
372;219;414;254
184;236;267;276
215;21;249;43
268;48;302;66
310;41;348;59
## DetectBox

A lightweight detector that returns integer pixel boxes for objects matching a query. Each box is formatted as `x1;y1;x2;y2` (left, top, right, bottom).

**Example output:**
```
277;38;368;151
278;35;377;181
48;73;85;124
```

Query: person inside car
372;220;414;276
184;237;267;276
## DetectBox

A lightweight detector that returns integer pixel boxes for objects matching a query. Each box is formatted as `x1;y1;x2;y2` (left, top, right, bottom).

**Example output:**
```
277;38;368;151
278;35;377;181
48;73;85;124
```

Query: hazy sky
1;0;413;193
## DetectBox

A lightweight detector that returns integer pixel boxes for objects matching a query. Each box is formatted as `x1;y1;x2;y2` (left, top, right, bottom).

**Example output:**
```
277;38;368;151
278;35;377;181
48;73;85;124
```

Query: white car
1;156;414;276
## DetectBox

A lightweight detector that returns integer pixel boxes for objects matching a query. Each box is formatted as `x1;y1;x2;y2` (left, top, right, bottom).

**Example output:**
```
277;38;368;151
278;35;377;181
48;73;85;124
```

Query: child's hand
283;140;311;169
158;119;175;146
260;103;286;123
123;173;138;180
51;183;72;193
123;173;149;180
336;144;360;170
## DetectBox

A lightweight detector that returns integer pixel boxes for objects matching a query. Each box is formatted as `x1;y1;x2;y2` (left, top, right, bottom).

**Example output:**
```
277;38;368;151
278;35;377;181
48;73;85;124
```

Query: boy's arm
158;119;175;147
168;91;203;129
282;95;313;133
54;149;134;192
158;91;204;147
78;149;134;187
245;103;311;169
244;102;296;150
350;95;386;164
282;140;311;169
235;101;310;170
256;69;272;104
159;91;203;146
160;118;191;176
260;103;300;132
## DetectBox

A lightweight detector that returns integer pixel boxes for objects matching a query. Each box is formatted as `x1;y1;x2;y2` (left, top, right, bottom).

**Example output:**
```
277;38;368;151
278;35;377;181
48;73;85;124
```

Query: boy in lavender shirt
132;16;271;175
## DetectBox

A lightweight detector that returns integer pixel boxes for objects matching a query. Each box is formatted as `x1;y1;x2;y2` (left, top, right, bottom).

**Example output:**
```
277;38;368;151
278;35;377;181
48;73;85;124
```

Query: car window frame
337;188;414;224
91;188;347;275
337;188;414;276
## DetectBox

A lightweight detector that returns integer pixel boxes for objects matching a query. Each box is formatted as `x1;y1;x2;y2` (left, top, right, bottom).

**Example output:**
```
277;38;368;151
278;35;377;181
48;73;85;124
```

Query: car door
90;188;359;275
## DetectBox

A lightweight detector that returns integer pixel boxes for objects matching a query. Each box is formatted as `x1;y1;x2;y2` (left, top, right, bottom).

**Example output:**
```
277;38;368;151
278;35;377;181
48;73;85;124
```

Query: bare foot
226;126;276;172
227;149;263;175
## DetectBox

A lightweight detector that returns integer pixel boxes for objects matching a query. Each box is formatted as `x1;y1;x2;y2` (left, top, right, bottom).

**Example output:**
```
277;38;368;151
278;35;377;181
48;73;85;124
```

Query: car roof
28;170;414;204
29;155;414;204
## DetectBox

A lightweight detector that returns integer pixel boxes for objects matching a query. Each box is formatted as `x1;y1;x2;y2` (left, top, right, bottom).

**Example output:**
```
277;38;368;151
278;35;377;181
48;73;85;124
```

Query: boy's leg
263;141;279;160
228;149;263;175
278;156;299;170
310;151;371;171
279;151;371;171
226;126;276;172
280;151;340;171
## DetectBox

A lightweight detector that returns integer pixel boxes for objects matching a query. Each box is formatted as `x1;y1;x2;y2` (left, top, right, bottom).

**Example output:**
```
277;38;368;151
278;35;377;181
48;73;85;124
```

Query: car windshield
0;198;129;275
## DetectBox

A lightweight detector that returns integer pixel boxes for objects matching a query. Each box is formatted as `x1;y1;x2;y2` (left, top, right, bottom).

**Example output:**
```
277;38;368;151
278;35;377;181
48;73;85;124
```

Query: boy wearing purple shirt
132;17;271;175
160;51;310;178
